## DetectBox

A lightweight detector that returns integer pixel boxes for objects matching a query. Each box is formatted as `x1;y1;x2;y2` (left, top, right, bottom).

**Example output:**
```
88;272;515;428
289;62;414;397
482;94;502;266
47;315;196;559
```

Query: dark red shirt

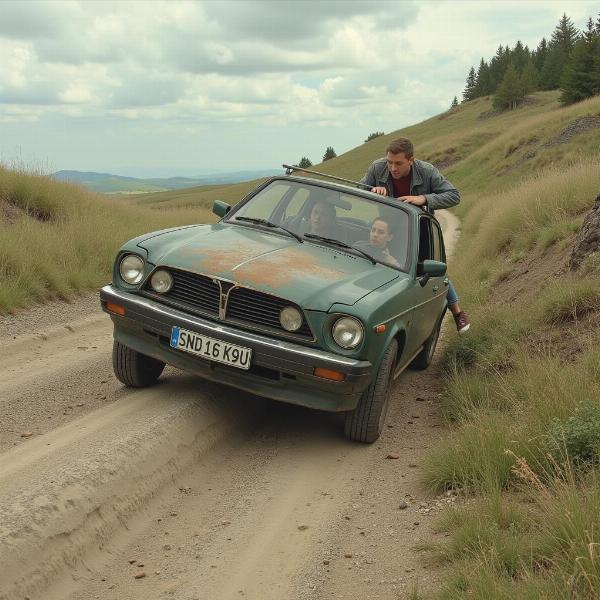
391;173;411;198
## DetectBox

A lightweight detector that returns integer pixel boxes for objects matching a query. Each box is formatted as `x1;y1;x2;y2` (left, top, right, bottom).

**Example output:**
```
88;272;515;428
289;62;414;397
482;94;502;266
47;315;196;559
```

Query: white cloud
0;0;598;172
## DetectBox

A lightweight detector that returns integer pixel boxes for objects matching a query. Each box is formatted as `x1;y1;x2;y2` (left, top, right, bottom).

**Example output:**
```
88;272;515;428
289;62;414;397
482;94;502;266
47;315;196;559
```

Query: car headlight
150;270;173;294
332;316;364;349
280;306;303;332
119;254;145;285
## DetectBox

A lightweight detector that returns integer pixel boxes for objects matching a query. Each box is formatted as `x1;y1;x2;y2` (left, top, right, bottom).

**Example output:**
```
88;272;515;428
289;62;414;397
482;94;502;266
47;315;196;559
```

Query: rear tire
344;339;398;443
410;318;442;371
113;340;165;387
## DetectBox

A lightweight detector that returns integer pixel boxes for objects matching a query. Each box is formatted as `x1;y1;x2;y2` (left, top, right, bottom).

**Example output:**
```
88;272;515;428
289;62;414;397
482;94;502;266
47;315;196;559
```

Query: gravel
0;292;102;340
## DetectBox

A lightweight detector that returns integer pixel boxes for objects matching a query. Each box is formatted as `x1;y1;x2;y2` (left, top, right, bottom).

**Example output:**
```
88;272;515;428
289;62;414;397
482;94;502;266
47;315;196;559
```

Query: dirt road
0;212;458;600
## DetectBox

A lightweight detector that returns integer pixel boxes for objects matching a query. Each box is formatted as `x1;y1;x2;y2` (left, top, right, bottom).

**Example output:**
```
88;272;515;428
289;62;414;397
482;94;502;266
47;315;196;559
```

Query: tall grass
419;97;600;597
0;165;213;311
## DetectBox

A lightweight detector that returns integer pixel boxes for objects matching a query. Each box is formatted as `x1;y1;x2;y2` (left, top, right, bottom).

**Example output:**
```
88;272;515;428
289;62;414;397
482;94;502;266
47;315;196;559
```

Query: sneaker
454;311;470;334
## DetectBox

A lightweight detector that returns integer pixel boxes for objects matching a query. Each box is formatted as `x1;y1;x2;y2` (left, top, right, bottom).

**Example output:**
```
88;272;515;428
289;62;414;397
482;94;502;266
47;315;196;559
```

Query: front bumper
100;285;372;411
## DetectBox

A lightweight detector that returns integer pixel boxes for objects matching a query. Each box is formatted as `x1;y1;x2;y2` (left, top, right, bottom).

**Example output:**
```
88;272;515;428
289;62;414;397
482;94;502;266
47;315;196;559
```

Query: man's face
386;151;413;179
370;219;393;249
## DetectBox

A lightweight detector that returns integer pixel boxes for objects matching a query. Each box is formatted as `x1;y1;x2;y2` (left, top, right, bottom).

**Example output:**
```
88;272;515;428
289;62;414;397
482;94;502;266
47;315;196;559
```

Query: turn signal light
106;302;126;316
314;367;345;382
375;324;386;333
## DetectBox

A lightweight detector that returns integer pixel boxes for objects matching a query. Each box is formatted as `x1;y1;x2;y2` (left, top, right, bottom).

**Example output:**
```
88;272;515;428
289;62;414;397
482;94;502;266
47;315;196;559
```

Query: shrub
540;280;600;324
364;131;384;142
322;146;337;161
547;402;600;467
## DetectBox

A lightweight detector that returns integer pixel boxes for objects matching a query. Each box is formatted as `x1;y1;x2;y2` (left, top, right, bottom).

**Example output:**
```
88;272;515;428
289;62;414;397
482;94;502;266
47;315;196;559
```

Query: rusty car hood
139;223;403;310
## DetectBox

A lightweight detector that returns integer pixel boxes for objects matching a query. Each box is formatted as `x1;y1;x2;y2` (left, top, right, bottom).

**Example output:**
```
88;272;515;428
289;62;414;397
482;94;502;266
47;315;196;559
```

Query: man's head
386;138;414;179
370;217;393;250
310;201;336;235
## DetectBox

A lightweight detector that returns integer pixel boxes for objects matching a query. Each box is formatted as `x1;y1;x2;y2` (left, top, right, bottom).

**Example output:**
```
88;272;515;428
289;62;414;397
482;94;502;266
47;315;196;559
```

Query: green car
100;172;448;442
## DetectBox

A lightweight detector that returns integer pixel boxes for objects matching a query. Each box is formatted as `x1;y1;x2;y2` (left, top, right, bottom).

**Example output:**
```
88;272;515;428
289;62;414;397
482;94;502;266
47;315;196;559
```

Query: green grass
4;90;599;312
0;166;213;311
414;93;600;597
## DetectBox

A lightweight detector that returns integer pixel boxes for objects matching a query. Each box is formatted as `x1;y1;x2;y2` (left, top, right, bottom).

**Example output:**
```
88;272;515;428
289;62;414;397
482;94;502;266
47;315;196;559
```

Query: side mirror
421;260;447;277
212;200;231;218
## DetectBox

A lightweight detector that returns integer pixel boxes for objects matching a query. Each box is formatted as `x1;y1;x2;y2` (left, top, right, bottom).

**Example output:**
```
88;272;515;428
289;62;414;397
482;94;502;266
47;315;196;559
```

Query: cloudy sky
0;0;598;177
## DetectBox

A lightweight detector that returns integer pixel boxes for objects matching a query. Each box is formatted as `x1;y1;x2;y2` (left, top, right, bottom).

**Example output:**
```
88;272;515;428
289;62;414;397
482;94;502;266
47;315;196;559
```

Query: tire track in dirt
0;210;460;600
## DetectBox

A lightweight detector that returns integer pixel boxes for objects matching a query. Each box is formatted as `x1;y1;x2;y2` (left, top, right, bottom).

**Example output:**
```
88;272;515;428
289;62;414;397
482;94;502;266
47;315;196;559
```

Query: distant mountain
52;169;280;193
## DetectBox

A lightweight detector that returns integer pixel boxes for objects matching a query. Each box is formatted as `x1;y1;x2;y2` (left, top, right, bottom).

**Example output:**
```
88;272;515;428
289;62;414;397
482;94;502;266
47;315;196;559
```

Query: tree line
297;131;385;167
460;12;600;110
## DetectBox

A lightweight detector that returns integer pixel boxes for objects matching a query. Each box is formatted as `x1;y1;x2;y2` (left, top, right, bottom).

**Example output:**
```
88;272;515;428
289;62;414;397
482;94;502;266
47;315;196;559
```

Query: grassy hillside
0;168;213;310
2;89;600;597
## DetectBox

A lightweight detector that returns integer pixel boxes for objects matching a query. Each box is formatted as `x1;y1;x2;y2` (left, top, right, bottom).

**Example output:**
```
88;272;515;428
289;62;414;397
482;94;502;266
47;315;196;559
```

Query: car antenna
282;164;373;190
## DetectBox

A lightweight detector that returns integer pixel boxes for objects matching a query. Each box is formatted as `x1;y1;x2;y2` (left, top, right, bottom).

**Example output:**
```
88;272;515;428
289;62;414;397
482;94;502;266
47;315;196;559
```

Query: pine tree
298;157;312;168
450;96;459;108
561;17;599;104
511;40;528;73
475;59;493;96
322;146;336;162
521;59;540;94
540;45;567;89
593;42;600;94
560;37;596;104
463;67;477;101
493;64;525;110
489;45;509;91
534;38;548;72
551;13;580;54
541;14;580;89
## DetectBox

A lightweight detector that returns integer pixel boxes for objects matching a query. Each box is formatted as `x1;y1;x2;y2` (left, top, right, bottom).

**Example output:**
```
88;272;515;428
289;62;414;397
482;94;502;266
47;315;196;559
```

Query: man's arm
361;161;388;196
422;168;460;210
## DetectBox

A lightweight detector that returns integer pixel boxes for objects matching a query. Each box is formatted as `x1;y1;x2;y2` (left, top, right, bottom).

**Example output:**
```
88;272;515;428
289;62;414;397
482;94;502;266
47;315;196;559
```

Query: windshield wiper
303;234;377;265
234;216;303;242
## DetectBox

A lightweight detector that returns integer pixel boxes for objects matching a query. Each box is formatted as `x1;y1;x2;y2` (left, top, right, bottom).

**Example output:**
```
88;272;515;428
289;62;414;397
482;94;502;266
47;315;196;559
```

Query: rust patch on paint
191;244;272;274
232;246;346;289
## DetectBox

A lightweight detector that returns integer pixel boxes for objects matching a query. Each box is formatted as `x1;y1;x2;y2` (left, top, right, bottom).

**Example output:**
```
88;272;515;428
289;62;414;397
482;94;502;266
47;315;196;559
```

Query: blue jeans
447;280;459;306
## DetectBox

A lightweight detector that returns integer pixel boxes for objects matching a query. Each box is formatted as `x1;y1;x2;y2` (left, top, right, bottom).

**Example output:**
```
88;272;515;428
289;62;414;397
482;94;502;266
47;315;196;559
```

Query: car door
412;216;446;347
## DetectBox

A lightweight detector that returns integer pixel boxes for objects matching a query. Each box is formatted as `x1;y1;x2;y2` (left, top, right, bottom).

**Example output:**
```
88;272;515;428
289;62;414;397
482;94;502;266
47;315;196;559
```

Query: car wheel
410;318;442;371
112;340;165;387
344;339;398;443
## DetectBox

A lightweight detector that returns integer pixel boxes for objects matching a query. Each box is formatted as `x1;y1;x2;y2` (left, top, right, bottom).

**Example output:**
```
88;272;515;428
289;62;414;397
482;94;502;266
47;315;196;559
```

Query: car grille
143;268;313;340
227;287;313;338
152;269;220;315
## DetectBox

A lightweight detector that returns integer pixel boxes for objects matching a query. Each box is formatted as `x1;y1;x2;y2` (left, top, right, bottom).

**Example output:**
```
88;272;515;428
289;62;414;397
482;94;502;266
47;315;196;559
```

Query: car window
230;179;411;270
418;217;432;262
283;187;310;220
235;182;292;220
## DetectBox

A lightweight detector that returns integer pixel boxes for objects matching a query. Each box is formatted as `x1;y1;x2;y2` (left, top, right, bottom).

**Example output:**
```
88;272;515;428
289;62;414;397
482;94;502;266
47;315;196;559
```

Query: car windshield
228;179;410;271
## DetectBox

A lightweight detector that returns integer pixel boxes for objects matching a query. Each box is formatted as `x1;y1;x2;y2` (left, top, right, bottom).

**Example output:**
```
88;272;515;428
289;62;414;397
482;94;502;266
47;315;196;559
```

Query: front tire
344;339;398;443
113;341;165;387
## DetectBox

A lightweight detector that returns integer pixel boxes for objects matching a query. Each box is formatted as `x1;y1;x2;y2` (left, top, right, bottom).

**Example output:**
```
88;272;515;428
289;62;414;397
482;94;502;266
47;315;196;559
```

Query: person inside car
308;200;337;238
355;216;401;268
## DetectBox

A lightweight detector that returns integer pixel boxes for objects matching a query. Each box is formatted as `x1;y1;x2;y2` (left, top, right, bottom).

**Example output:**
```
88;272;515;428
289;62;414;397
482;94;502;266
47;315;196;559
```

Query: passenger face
386;151;413;179
310;202;334;234
370;219;393;249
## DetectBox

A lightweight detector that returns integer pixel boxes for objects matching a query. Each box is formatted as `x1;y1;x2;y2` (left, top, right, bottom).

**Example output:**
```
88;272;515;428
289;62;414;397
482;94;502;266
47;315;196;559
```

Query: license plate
170;326;252;370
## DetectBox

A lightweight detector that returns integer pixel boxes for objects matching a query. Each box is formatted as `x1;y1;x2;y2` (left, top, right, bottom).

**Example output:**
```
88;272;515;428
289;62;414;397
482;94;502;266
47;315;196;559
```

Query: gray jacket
360;157;460;212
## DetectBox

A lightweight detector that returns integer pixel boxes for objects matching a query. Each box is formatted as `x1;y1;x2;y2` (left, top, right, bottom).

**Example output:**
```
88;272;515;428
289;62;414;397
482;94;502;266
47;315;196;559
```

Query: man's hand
400;195;427;206
371;186;388;196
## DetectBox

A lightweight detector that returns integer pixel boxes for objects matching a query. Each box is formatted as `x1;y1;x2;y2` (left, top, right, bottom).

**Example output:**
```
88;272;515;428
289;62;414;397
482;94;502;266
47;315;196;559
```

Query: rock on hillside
570;193;600;270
